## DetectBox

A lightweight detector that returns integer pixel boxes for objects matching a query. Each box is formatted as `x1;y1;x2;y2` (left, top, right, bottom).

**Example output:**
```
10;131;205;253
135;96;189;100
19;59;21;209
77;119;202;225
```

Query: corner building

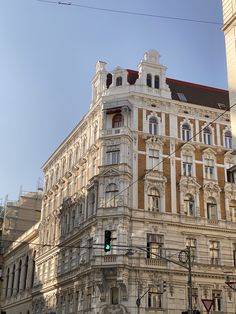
31;50;236;314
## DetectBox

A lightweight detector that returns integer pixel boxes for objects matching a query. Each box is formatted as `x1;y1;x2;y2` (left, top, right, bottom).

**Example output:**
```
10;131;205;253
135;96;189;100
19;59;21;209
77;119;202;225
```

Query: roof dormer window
116;76;122;86
177;93;187;102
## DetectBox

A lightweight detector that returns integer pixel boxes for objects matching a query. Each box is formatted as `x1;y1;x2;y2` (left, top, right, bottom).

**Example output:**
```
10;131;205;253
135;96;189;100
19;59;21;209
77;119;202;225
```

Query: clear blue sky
0;0;227;201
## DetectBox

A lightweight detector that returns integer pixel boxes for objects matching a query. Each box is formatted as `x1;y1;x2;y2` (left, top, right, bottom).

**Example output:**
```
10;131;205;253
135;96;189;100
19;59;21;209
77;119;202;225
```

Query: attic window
151;104;156;108
184;111;189;114
218;103;226;110
177;93;187;102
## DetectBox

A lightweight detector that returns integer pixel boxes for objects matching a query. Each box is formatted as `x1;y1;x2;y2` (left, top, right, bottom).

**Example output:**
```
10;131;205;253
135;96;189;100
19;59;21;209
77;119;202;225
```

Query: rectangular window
106;145;120;165
230;207;236;222
148;288;162;308
212;290;222;312
183;155;193;176
92;157;96;176
149;149;160;169
186;238;197;261
88;238;93;261
233;243;236;267
147;234;164;259
81;169;85;187
209;241;220;265
207;203;217;220
204;159;215;179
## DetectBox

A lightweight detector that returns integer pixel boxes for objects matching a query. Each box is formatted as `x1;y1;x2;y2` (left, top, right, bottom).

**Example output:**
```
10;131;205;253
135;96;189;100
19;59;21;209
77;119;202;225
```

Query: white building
222;0;236;149
2;50;236;314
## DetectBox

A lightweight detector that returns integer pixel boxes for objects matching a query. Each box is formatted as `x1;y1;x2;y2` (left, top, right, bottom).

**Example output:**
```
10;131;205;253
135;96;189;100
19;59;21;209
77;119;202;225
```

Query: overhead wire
36;0;222;26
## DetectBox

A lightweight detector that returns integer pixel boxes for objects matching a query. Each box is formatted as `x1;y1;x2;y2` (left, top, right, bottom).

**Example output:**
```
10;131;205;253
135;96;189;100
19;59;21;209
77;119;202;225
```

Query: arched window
68;153;72;170
94;125;98;143
88;191;96;217
55;166;59;182
17;260;22;293
112;114;123;128
75;144;80;163
116;76;122;86
147;74;152;87
207;197;217;220
149;117;158;135
111;287;119;305
184;194;195;216
154;75;160;89
5;268;10;297
106;73;112;89
203;127;212;145
148;188;160;212
23;256;29;290
182;123;191;141
224;130;232;148
31;251;36;288
11;264;15;296
105;183;118;207
61;158;66;176
82;138;86;154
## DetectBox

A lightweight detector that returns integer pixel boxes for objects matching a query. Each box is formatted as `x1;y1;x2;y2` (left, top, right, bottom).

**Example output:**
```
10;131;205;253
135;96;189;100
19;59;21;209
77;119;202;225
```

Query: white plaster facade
1;50;236;314
222;0;236;149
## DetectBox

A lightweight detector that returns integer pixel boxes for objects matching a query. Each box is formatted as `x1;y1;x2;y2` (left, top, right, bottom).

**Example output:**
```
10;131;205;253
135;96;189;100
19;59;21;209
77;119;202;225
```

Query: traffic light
160;280;167;293
104;230;112;252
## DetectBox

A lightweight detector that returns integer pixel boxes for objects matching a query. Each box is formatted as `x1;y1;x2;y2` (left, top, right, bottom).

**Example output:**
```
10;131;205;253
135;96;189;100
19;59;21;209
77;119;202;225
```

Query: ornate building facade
2;50;236;314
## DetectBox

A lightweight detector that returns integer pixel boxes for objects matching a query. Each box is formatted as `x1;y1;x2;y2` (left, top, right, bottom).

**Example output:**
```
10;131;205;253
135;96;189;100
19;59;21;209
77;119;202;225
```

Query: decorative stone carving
100;304;130;314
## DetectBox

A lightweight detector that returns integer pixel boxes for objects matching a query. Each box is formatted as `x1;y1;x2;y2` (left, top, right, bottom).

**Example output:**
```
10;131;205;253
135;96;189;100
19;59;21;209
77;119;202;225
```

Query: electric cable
36;0;222;26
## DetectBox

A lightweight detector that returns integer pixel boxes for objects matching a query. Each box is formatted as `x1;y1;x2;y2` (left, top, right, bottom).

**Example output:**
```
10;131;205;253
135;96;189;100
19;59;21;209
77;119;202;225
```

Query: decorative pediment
225;151;234;164
145;170;167;182
181;143;195;154
101;167;120;177
145;136;163;148
203;182;221;193
179;176;201;193
203;148;216;158
101;304;130;314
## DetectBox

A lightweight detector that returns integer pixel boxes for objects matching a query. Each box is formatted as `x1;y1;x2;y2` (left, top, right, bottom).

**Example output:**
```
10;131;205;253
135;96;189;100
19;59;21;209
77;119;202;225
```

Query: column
26;258;33;289
7;266;13;298
195;119;200;142
13;265;19;296
19;258;26;292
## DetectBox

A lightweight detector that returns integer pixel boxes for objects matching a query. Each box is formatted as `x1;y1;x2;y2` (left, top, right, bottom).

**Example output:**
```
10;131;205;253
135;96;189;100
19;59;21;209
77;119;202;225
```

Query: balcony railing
100;127;132;138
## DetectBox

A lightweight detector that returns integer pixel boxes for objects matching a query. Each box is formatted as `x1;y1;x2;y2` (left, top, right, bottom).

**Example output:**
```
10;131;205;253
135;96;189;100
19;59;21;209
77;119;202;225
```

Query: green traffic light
105;244;111;250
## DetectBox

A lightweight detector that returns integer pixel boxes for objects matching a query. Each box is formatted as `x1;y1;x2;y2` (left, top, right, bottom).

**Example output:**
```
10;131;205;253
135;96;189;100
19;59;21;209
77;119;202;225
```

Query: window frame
149;117;159;135
105;183;118;207
148;188;160;212
182;123;191;141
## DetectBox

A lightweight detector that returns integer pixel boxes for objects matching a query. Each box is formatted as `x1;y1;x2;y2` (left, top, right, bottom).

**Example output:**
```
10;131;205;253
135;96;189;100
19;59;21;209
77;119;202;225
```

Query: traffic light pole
187;246;193;314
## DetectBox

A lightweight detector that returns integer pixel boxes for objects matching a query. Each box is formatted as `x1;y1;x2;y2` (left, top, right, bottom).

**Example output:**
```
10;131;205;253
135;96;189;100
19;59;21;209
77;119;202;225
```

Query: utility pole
187;246;193;314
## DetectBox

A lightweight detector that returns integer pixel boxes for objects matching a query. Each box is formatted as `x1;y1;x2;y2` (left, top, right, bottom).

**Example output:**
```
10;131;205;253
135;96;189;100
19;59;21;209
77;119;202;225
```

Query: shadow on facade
1;241;39;314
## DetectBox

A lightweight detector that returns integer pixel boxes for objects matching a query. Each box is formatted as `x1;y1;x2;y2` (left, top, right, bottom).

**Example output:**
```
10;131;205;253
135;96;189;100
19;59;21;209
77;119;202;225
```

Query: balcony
100;127;132;138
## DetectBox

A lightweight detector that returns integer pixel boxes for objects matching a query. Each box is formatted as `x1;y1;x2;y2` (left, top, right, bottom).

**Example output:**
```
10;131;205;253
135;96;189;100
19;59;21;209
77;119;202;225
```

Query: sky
0;0;227;201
